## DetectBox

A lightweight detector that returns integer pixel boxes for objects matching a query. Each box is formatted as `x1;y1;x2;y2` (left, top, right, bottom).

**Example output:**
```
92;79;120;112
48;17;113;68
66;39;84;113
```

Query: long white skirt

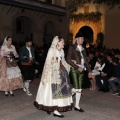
34;82;73;112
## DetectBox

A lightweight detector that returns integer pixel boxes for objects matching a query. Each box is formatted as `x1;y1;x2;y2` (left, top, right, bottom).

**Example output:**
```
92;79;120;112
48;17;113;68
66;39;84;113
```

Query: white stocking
75;92;81;109
72;88;76;95
78;89;82;93
5;91;8;94
10;91;13;94
24;81;30;91
74;89;79;92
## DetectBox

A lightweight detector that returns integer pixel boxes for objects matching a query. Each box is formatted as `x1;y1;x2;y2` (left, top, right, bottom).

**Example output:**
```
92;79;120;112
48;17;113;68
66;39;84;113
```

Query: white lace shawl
41;36;70;84
2;36;8;46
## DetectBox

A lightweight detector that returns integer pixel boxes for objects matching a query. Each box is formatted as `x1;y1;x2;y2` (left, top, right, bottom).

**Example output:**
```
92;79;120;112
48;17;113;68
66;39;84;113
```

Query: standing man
19;37;35;96
66;32;91;112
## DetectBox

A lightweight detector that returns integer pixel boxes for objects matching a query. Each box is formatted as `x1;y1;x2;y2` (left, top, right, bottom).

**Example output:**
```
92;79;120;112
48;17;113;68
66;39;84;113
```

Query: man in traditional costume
66;32;91;112
19;37;35;96
34;36;73;118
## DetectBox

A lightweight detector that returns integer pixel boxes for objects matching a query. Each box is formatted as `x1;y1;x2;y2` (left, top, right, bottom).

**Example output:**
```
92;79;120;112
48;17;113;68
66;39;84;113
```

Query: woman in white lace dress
34;36;73;118
0;36;23;96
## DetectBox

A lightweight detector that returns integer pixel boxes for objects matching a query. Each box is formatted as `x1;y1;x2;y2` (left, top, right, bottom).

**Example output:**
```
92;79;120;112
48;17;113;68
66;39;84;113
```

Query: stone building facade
68;2;120;48
0;0;69;46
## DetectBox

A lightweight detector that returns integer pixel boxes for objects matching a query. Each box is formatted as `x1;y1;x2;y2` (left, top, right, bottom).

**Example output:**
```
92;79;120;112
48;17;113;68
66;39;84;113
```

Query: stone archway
78;26;94;46
43;21;55;47
70;21;102;45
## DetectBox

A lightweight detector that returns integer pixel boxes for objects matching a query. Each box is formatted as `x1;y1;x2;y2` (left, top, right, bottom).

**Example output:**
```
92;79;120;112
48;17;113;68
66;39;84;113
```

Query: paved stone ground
0;78;120;120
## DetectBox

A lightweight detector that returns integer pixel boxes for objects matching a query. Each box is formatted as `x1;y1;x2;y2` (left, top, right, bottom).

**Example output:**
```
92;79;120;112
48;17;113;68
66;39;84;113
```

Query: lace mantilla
41;36;70;84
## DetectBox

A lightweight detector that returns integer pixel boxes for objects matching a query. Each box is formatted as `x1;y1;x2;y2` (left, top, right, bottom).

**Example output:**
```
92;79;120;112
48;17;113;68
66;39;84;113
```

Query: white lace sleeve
12;45;18;57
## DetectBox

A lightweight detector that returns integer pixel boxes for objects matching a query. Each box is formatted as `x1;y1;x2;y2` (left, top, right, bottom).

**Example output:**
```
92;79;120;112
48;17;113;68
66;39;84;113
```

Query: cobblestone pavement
0;79;120;120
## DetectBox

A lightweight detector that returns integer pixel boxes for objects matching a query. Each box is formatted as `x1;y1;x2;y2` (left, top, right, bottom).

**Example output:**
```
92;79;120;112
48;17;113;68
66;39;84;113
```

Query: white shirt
94;62;105;71
26;47;32;58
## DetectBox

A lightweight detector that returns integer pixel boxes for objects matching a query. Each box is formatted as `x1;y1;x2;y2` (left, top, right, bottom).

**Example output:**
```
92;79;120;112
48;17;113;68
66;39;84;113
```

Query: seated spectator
95;53;114;92
92;56;105;76
108;57;120;96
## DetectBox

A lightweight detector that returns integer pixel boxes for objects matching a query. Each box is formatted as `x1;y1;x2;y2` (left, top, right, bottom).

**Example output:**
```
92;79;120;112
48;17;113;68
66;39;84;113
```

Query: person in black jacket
108;57;120;96
95;53;114;92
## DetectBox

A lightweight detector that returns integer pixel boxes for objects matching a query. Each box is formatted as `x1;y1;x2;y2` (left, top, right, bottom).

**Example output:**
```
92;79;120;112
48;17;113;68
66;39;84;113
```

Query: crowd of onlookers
83;45;120;97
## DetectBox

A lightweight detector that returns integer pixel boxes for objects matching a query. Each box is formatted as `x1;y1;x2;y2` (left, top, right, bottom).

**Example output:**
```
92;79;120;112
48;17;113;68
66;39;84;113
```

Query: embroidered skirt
0;58;23;91
34;65;73;112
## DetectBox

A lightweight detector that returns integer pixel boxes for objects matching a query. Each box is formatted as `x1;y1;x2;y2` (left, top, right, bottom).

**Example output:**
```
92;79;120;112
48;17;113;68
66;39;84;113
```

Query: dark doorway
43;21;55;48
78;26;93;46
12;16;32;43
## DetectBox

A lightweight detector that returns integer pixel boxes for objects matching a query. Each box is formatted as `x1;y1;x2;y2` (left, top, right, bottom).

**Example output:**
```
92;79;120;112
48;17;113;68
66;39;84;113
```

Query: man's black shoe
53;113;64;118
74;107;84;112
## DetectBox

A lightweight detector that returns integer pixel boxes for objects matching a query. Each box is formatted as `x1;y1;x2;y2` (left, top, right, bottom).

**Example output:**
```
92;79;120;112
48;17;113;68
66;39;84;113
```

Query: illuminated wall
70;20;102;44
69;3;105;45
104;5;120;48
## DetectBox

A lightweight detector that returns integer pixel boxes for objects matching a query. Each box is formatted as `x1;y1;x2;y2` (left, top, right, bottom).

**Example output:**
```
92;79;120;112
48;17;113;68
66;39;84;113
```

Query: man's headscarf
73;32;84;44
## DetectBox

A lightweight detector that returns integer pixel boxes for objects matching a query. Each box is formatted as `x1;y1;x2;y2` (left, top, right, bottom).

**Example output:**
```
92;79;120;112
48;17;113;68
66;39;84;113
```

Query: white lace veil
39;36;70;85
0;36;8;56
47;36;59;64
2;36;8;46
40;36;60;84
50;36;59;50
